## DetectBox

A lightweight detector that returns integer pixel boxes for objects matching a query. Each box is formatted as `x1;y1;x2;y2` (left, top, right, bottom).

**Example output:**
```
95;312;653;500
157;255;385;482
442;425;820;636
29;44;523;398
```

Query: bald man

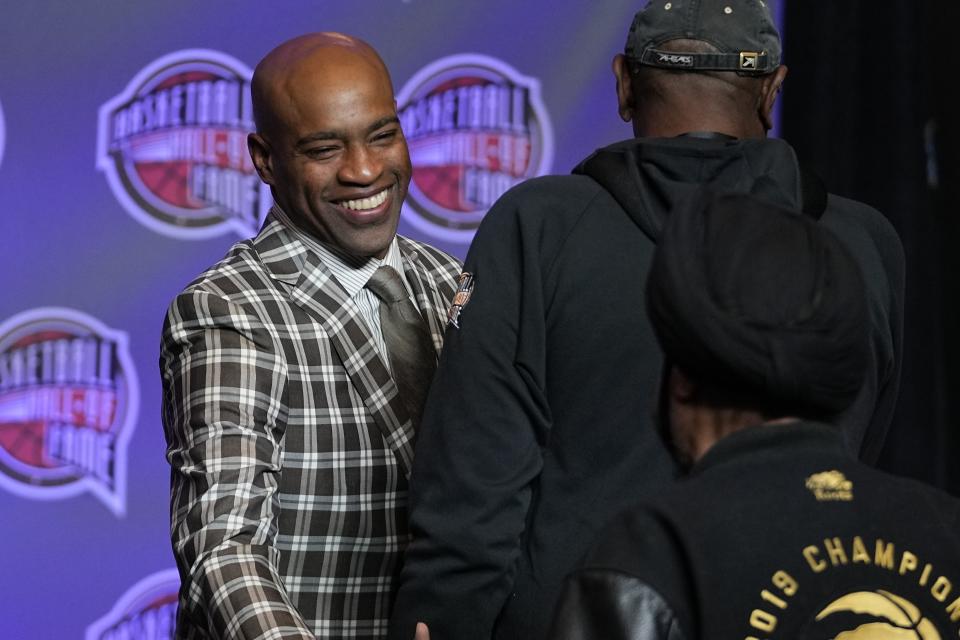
160;33;461;639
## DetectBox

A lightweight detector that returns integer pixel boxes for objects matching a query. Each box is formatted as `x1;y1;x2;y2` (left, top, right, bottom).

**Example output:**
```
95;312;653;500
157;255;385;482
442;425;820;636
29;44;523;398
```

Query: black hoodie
578;135;903;458
390;136;904;640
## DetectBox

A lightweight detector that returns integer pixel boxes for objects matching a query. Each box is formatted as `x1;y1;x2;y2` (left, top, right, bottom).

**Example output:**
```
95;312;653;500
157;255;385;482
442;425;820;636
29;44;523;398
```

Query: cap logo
739;51;760;70
657;53;694;67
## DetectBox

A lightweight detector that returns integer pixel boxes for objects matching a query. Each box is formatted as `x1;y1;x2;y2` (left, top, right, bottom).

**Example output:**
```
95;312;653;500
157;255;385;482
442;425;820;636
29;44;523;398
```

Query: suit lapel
255;219;415;476
399;238;448;353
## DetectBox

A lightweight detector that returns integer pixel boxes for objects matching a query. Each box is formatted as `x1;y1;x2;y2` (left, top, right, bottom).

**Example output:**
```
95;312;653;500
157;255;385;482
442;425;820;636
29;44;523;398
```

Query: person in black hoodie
389;2;904;639
550;191;958;640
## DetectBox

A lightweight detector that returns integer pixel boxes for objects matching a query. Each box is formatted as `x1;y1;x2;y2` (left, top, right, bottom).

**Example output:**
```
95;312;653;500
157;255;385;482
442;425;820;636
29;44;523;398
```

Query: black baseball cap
626;0;781;74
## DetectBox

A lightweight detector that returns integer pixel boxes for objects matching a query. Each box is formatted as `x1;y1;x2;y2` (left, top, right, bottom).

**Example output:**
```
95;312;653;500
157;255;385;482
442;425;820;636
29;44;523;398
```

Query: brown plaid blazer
160;212;461;639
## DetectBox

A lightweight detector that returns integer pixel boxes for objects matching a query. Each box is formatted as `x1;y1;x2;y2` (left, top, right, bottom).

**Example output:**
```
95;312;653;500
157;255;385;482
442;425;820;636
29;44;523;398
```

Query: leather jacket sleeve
548;569;687;640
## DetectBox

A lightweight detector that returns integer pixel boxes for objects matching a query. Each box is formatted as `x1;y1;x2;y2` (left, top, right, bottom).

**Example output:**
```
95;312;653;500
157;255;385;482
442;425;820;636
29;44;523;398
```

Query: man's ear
248;132;276;186
758;64;788;131
612;53;634;123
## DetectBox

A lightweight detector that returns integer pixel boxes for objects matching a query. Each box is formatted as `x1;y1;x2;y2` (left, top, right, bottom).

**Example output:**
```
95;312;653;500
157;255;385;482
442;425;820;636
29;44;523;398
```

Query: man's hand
415;622;430;640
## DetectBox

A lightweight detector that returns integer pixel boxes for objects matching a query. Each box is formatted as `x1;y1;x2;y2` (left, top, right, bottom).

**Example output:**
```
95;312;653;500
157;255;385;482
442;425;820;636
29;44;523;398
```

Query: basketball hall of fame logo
397;54;554;243
97;50;270;240
86;568;179;640
0;308;138;515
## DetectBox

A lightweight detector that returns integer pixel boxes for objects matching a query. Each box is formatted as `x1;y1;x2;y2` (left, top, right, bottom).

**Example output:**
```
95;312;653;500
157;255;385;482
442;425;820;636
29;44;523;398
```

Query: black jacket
388;136;905;640
551;422;960;640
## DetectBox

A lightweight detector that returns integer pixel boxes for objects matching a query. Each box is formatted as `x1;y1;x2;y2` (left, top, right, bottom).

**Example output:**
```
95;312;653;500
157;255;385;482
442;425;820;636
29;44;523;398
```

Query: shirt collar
272;204;406;299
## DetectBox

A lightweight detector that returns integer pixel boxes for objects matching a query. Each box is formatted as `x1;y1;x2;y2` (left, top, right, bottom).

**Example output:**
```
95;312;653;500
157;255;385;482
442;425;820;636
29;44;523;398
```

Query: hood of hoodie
573;135;826;242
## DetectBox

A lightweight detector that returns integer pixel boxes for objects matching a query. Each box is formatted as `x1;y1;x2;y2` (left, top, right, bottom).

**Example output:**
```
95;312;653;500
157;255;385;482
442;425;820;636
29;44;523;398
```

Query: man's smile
335;186;391;212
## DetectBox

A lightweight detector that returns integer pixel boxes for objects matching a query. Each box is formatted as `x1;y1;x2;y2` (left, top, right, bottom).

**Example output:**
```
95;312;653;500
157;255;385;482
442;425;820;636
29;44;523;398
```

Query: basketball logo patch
97;49;269;240
397;54;554;243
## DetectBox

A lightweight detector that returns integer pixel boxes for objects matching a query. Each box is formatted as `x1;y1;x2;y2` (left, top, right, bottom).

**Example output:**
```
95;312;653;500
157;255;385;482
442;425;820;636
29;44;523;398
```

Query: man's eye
304;147;339;159
372;129;398;143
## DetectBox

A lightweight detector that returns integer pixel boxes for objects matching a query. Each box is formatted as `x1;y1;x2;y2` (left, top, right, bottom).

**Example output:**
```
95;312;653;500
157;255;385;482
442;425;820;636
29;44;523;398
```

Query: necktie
365;266;436;428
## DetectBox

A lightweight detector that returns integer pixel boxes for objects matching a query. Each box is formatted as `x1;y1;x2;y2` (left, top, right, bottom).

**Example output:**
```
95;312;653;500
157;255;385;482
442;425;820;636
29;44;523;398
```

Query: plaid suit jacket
161;213;461;639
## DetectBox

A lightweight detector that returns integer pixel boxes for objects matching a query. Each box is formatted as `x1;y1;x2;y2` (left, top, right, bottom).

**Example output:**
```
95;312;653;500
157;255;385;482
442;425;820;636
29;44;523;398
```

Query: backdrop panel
23;4;933;639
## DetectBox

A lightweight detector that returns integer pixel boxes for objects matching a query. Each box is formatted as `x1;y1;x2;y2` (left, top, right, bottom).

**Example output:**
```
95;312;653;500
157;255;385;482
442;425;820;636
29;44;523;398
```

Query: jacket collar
247;211;446;477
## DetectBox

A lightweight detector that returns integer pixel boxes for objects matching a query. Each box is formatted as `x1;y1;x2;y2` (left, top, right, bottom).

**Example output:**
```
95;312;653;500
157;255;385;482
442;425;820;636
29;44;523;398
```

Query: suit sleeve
161;289;314;639
389;192;550;640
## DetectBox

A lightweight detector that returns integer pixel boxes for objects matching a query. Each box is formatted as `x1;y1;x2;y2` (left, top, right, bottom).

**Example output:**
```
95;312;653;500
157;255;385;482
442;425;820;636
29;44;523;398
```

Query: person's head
612;0;788;139
248;32;410;259
646;192;869;467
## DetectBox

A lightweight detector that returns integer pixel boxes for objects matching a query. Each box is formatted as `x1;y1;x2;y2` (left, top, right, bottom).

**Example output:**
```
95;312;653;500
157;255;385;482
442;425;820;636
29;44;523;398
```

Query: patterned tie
365;266;437;428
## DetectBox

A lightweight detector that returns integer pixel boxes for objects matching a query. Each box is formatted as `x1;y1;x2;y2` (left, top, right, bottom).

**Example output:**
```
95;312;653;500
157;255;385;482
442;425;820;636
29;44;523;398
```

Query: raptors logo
86;568;180;640
397;54;554;242
0;308;138;515
812;590;941;639
97;50;270;240
747;536;960;638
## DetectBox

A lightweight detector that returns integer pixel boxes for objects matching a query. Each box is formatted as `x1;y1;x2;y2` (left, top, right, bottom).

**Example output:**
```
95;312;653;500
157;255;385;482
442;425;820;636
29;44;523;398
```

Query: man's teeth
340;190;388;211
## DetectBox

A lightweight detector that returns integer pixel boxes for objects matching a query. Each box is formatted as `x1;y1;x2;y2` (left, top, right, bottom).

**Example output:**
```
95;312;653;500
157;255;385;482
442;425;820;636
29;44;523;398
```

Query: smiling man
160;33;461;639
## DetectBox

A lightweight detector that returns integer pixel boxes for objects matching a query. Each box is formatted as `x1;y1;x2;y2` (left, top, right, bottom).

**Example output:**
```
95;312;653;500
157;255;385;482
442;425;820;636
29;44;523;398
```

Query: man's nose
338;144;382;185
